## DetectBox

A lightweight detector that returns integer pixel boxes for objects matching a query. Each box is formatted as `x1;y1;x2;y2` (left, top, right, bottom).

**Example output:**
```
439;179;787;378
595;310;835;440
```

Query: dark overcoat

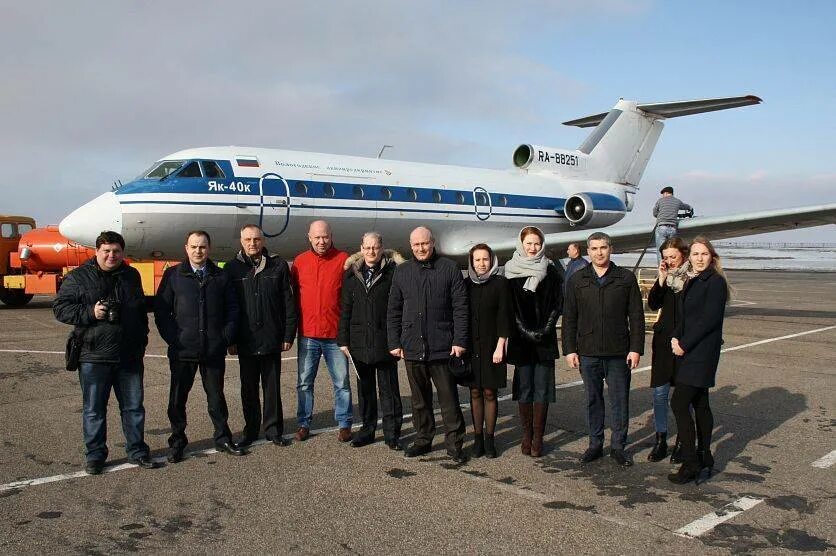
386;254;468;362
672;268;727;388
337;257;398;365
154;259;239;362
647;279;683;387
507;264;563;365
467;274;512;389
225;250;297;356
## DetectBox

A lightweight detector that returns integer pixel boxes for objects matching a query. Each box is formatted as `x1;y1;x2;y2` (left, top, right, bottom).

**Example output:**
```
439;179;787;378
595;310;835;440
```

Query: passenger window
201;161;225;178
1;223;13;238
407;188;418;201
475;192;489;206
352;185;364;199
295;182;308;196
498;195;508;207
17;223;33;235
178;161;202;178
432;190;442;203
456;192;466;204
381;187;392;200
323;183;335;198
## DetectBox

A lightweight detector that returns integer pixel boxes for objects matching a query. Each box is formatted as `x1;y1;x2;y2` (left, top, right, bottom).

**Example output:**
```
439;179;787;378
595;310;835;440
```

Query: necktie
365;267;374;288
195;268;204;281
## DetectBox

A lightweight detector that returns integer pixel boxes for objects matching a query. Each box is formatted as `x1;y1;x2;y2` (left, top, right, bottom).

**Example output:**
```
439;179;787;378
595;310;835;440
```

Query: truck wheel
0;288;34;307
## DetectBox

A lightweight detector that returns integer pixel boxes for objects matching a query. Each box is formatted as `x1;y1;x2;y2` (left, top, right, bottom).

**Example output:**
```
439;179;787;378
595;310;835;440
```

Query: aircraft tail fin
564;95;762;186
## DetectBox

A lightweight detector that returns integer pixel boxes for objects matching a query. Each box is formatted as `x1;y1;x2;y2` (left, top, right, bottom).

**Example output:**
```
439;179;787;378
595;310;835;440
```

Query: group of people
54;216;728;486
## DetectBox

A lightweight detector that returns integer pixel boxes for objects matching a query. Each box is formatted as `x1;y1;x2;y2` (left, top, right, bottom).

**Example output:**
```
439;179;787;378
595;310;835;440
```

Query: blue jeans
654;224;677;264
579;356;631;451
652;383;670;433
79;361;149;463
296;337;352;429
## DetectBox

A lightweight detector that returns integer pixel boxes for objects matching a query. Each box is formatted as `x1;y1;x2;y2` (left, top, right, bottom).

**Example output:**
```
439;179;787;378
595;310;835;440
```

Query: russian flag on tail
236;156;260;168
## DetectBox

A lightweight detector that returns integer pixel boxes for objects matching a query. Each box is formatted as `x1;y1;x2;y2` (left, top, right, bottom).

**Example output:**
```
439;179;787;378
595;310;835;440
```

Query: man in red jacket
292;220;352;441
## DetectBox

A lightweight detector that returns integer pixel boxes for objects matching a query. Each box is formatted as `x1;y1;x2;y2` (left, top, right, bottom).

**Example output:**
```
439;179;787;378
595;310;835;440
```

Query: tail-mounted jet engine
564;194;594;225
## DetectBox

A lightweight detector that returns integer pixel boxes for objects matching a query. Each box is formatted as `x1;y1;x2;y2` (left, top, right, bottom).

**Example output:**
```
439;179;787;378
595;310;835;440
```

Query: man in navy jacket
155;230;244;462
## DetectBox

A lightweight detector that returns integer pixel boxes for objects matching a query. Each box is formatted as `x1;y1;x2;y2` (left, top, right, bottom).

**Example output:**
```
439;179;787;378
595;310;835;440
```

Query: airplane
59;95;836;263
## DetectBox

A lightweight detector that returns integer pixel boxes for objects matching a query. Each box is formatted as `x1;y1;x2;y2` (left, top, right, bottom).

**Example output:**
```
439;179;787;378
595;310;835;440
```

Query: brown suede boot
531;403;548;457
519;403;533;455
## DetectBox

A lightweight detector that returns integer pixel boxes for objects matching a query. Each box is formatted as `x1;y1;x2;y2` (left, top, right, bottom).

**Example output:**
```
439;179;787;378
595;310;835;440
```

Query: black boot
484;433;497;458
668;463;699;484
670;440;684;464
696;448;714;484
647;432;668;462
472;433;484;458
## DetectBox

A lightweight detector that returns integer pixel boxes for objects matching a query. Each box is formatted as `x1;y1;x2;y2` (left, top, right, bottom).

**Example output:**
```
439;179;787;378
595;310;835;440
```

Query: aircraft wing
483;203;836;257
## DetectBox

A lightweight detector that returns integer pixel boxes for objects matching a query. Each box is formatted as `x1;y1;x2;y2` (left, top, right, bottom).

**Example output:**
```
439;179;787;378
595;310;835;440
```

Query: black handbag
448;354;473;386
65;329;84;372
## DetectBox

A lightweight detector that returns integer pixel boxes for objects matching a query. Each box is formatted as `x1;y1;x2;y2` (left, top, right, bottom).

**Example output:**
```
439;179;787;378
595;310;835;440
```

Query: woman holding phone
646;237;690;462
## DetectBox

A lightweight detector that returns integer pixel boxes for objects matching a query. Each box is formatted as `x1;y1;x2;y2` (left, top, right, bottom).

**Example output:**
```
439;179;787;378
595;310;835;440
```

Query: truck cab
0;215;36;306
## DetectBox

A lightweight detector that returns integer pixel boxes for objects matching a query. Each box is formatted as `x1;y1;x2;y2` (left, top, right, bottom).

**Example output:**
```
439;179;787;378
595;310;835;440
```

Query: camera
100;299;121;323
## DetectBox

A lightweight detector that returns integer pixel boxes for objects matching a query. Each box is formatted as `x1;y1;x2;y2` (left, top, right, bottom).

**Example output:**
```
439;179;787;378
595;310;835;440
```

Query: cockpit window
201;161;225;178
178;161;202;178
143;160;185;179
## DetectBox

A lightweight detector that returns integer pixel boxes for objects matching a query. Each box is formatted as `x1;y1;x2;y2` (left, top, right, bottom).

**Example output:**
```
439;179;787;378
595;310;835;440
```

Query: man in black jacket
54;231;156;475
387;226;468;462
563;232;645;467
225;225;297;447
155;230;244;462
337;232;402;450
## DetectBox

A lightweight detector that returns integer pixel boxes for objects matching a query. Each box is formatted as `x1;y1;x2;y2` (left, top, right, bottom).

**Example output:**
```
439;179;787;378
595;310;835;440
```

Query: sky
1;0;834;242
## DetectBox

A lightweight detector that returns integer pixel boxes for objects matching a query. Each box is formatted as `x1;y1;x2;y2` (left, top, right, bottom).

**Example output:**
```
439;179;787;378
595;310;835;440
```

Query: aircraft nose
59;192;122;247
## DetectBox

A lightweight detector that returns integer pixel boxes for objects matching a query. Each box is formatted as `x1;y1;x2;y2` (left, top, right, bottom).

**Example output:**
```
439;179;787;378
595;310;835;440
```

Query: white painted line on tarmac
674;496;763;538
811;449;836;469
0;349;297;361
719;324;836;354
1;323;833;494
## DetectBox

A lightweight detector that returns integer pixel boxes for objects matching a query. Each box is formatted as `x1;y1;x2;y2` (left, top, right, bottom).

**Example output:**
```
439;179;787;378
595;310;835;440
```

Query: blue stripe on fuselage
116;176;626;212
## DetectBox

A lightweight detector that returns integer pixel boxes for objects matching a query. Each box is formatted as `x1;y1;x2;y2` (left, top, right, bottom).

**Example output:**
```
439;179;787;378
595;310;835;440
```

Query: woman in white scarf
505;227;563;458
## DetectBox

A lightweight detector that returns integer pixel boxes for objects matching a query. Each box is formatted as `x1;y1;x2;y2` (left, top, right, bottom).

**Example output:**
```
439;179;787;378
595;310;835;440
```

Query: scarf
665;260;692;293
468;254;499;284
503;228;550;291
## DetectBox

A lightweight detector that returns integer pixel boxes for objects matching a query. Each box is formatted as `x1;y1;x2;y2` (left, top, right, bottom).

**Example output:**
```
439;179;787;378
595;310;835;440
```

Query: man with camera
155;230;244;463
54;231;156;475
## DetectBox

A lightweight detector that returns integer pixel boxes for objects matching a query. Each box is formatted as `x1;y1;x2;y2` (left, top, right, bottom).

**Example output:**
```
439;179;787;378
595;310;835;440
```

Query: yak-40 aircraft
60;95;836;262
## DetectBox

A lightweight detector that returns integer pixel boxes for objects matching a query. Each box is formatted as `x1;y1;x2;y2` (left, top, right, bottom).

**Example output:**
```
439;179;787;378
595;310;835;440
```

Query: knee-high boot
531;403;548;457
519;403;533;456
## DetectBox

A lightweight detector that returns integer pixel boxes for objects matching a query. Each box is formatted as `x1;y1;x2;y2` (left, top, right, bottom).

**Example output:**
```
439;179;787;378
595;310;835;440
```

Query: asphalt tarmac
0;270;833;554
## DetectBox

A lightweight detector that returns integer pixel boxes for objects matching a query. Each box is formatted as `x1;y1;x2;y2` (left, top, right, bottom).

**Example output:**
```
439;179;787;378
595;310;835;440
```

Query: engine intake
564;194;593;226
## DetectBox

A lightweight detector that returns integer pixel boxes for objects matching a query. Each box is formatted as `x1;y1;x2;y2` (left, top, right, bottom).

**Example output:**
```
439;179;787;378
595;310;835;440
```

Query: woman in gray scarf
646;237;691;462
466;244;511;458
506;226;563;457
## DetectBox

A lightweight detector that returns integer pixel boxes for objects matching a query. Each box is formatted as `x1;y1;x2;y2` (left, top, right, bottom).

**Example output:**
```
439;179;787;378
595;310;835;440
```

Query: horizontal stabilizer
563;95;763;128
467;203;836;257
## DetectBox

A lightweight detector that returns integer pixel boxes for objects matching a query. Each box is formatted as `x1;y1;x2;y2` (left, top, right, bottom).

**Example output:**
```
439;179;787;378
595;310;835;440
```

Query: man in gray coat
387;226;468;462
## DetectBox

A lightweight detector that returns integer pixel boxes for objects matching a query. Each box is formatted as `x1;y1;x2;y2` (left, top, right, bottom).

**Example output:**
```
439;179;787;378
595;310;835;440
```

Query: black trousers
405;360;465;452
239;353;284;442
354;360;403;443
167;359;232;449
671;383;713;466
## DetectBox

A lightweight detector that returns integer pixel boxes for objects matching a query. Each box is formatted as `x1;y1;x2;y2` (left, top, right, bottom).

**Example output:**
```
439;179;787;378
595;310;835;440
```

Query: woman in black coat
669;236;729;484
466;243;511;458
646;237;690;462
505;226;562;458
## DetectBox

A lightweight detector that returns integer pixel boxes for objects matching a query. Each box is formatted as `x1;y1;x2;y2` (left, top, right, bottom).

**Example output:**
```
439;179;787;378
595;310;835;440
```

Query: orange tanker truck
1;215;176;307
